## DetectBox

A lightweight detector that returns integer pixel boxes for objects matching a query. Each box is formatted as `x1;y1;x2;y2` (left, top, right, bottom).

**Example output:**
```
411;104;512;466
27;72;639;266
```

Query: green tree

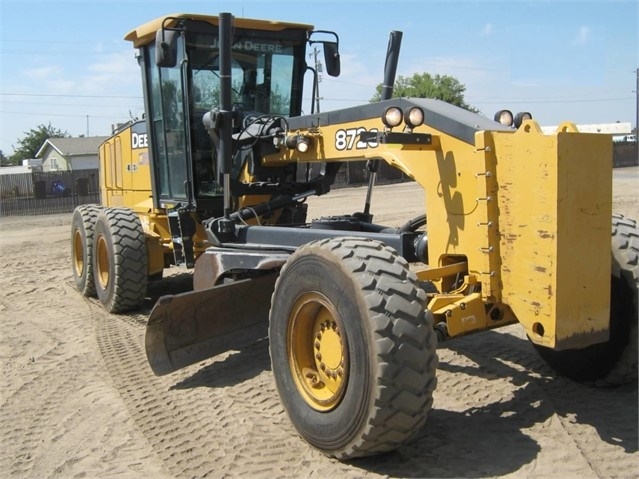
371;72;479;113
0;150;10;166
9;123;69;164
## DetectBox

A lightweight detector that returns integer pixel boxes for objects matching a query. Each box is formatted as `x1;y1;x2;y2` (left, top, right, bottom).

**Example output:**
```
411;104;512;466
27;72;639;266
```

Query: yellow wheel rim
96;234;110;290
73;229;85;277
287;292;348;411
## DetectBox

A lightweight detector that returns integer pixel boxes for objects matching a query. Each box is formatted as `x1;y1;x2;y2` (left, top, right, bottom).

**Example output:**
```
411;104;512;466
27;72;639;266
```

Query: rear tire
532;214;638;385
71;204;102;297
269;237;438;459
93;208;148;313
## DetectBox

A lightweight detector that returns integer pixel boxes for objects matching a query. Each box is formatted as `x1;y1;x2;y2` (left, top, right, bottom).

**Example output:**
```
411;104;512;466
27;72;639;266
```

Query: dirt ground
1;167;637;479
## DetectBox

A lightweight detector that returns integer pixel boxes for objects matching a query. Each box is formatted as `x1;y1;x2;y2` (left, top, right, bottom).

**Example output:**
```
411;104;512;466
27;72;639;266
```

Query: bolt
304;371;324;389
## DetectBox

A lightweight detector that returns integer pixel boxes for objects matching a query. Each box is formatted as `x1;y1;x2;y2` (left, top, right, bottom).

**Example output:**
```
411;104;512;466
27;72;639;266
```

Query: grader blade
145;273;277;376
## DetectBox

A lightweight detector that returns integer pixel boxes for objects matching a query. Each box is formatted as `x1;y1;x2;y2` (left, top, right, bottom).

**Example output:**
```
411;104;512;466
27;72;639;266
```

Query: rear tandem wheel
269;237;438;459
92;207;148;313
71;204;102;297
532;214;638;385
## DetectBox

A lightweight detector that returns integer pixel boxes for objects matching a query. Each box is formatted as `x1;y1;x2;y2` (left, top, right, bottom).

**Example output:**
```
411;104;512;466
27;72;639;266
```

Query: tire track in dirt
0;232;171;479
94;300;379;478
430;329;638;478
89;243;638;478
95;288;638;479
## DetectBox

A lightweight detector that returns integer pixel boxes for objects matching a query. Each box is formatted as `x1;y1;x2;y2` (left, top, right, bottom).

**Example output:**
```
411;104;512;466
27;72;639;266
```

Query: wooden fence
0;169;100;217
613;141;638;168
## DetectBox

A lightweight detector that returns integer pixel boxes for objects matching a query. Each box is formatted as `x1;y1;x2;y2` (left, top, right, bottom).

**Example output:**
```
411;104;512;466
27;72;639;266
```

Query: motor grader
71;12;638;459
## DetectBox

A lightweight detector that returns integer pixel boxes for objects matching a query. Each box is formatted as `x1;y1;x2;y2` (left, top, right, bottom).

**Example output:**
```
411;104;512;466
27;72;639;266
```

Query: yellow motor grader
71;12;638;459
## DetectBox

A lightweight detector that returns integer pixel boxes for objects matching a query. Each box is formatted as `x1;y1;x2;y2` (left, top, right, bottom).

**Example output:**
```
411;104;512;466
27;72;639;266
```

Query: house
0;159;43;176
541;121;632;136
36;136;109;172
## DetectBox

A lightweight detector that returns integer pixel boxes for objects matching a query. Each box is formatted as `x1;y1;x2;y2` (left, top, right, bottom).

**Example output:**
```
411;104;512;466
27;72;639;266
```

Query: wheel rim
73;229;85;277
96;234;110;290
287;292;348;411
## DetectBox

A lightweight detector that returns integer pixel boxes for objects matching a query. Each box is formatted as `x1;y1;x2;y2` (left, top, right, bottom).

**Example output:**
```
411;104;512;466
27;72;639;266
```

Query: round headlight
284;134;312;153
494;109;514;127
382;106;403;128
296;136;311;153
514;111;532;129
404;107;424;129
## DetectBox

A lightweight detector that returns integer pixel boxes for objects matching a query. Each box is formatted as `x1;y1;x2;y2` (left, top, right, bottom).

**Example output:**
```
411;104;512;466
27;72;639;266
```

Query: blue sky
1;0;637;156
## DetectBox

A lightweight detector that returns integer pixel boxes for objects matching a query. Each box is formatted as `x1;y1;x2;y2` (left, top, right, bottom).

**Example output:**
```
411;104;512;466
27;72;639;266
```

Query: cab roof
124;13;315;48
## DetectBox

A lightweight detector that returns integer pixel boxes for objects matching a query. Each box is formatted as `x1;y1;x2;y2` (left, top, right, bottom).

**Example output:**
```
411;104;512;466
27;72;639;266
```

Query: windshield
187;31;302;116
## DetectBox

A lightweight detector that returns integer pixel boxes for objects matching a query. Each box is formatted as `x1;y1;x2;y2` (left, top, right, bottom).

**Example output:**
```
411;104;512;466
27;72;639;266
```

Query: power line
0;110;131;119
2;39;110;44
2;100;144;108
1;49;129;55
471;97;633;104
2;92;142;99
309;96;633;104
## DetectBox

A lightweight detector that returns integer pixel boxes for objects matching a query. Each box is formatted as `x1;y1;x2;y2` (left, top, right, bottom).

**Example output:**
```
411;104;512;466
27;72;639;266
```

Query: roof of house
36;136;109;158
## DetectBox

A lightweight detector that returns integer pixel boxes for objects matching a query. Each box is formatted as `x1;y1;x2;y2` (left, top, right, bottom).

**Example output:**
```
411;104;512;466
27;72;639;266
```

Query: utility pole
310;46;323;113
635;68;638;164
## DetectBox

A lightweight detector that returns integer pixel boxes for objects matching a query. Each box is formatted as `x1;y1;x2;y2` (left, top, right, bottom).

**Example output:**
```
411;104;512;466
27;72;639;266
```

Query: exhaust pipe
219;12;234;224
380;30;403;101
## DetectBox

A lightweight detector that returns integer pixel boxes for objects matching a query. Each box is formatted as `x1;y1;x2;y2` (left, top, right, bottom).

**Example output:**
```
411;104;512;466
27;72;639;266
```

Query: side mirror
155;29;178;68
323;42;340;77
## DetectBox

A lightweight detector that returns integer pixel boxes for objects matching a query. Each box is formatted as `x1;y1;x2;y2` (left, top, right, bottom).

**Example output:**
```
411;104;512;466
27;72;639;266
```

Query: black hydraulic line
363;30;402;219
230;190;317;223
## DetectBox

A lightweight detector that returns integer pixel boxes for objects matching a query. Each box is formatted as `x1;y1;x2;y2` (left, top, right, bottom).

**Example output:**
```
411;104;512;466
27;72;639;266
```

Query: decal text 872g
335;127;378;151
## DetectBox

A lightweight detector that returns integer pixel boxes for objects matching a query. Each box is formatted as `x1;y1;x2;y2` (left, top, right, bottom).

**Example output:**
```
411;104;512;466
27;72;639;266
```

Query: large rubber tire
71;204;102;297
269;237;438;459
533;214;638;385
92;208;148;313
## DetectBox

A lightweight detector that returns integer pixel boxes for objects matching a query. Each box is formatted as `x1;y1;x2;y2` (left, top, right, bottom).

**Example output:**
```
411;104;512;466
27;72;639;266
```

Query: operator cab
125;14;339;216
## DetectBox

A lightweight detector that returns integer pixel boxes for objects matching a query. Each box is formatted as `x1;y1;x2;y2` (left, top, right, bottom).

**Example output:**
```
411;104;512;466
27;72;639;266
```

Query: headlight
404;107;424;129
296;136;311;153
514;111;532;128
284;134;312;153
382;106;403;128
494;109;514;127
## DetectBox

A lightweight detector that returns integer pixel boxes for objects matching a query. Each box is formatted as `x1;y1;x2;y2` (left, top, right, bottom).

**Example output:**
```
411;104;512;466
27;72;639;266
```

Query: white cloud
311;52;384;111
23;65;63;81
574;25;591;46
482;23;494;36
81;50;141;95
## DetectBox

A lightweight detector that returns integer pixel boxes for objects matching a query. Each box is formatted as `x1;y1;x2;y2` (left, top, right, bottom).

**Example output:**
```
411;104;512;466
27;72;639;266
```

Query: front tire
533;214;638;385
93;208;148;313
269;237;438;459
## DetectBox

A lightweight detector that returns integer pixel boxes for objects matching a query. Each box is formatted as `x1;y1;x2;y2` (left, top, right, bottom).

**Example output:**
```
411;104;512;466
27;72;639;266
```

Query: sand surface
1;167;637;478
